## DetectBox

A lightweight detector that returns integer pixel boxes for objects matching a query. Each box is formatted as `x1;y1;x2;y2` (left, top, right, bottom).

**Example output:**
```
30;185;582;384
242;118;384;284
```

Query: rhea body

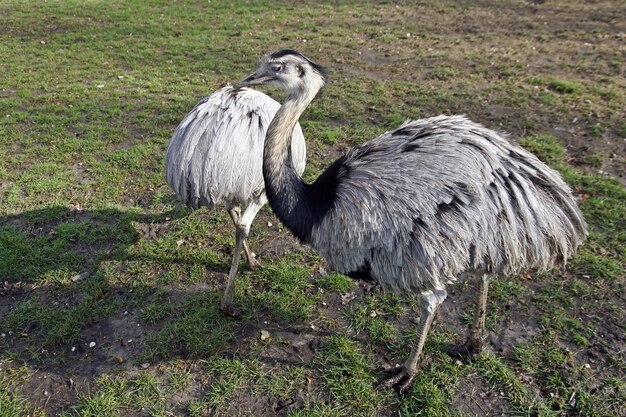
165;86;306;315
236;50;587;391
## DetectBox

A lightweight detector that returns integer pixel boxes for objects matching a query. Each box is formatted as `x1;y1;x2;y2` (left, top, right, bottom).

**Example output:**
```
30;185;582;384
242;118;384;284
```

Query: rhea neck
263;80;330;242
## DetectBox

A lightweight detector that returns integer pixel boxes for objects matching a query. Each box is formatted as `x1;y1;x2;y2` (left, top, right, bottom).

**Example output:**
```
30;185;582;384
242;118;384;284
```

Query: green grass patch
316;272;354;293
0;370;44;417
547;79;581;94
60;373;166;417
477;353;556;416
142;291;236;362
349;304;396;345
0;208;140;283
512;336;625;416
519;134;567;166
570;249;623;281
252;259;318;322
288;403;344;417
348;292;406;346
396;355;465;417
583;152;605;168
1;274;121;347
590;123;604;137
188;358;312;416
318;335;384;416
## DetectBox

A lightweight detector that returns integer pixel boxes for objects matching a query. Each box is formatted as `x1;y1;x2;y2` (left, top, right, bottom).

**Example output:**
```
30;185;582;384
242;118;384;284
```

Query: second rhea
236;49;586;392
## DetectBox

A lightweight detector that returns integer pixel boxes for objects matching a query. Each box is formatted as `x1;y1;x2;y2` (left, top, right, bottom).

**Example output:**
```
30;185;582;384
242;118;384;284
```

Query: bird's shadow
0;204;333;413
0;205;231;362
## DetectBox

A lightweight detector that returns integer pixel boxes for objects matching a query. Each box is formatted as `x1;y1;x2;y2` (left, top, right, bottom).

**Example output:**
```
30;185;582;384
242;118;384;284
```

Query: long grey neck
263;89;319;242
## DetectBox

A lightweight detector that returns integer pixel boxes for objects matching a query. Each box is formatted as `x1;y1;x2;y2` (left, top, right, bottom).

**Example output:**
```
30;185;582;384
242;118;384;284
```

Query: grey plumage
165;86;306;315
311;115;586;294
166;86;306;210
235;49;587;392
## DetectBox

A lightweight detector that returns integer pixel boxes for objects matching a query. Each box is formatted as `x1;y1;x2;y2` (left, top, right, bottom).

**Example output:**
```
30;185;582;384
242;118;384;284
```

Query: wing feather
310;115;586;293
165;86;306;209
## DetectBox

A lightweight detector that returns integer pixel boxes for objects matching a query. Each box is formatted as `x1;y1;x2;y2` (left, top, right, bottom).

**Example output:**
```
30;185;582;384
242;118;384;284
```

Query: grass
252;258;319;322
0;368;45;417
2;274;122;347
318;335;384;416
141;291;237;362
59;373;168;417
1;0;625;416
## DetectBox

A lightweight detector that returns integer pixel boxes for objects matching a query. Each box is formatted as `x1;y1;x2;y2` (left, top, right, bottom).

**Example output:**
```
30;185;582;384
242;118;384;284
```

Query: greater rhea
235;49;587;392
166;86;306;316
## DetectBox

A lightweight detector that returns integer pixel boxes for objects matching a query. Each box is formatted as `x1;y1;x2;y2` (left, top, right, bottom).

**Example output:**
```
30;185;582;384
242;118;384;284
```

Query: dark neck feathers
262;91;340;242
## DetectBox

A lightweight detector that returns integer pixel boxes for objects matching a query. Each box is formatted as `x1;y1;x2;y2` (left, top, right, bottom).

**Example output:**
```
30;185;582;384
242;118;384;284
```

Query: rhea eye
270;63;283;72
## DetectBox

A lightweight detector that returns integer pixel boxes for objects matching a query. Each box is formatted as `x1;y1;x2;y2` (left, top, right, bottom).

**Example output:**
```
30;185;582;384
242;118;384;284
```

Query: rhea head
236;49;327;99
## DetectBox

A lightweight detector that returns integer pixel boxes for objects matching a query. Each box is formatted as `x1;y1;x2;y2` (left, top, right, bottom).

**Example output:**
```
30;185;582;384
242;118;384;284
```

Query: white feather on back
165;86;306;210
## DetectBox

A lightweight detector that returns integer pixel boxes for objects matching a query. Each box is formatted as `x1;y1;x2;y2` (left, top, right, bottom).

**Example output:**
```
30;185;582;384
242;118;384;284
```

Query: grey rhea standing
165;86;306;316
235;49;587;392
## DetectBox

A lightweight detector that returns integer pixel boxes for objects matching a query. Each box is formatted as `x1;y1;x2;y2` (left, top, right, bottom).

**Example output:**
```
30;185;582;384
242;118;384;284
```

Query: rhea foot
378;364;416;394
446;337;483;360
246;256;261;271
242;239;261;270
220;301;242;318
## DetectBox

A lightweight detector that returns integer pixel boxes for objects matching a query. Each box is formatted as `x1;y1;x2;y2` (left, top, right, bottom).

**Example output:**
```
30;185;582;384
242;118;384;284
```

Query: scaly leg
464;274;490;355
242;239;260;270
381;288;447;394
220;226;245;317
228;207;260;270
220;203;264;317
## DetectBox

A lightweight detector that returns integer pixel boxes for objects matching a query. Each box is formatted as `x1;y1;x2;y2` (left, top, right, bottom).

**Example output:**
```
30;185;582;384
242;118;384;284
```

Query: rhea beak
234;71;273;88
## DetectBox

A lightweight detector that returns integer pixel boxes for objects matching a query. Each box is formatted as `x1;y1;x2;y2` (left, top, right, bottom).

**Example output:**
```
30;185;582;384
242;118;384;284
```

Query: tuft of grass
185;358;250;416
536;93;557;105
529;76;582;95
429;65;459;81
192;358;312;415
288;403;343;417
139;289;175;324
590;123;604;137
318;335;383;416
0;377;44;417
166;361;192;392
547;79;581;94
348;293;405;346
518;134;566;167
254;259;318;321
60;373;166;417
570;249;623;281
583;152;605;168
511;334;625;416
253;364;311;400
397;375;459;416
476;353;556;416
349;304;396;345
316;272;354;293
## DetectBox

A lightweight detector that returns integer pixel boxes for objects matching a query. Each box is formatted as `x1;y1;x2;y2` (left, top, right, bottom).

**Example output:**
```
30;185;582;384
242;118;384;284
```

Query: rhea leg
227;208;260;270
220;226;245;317
464;274;490;354
381;288;447;393
220;203;263;317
